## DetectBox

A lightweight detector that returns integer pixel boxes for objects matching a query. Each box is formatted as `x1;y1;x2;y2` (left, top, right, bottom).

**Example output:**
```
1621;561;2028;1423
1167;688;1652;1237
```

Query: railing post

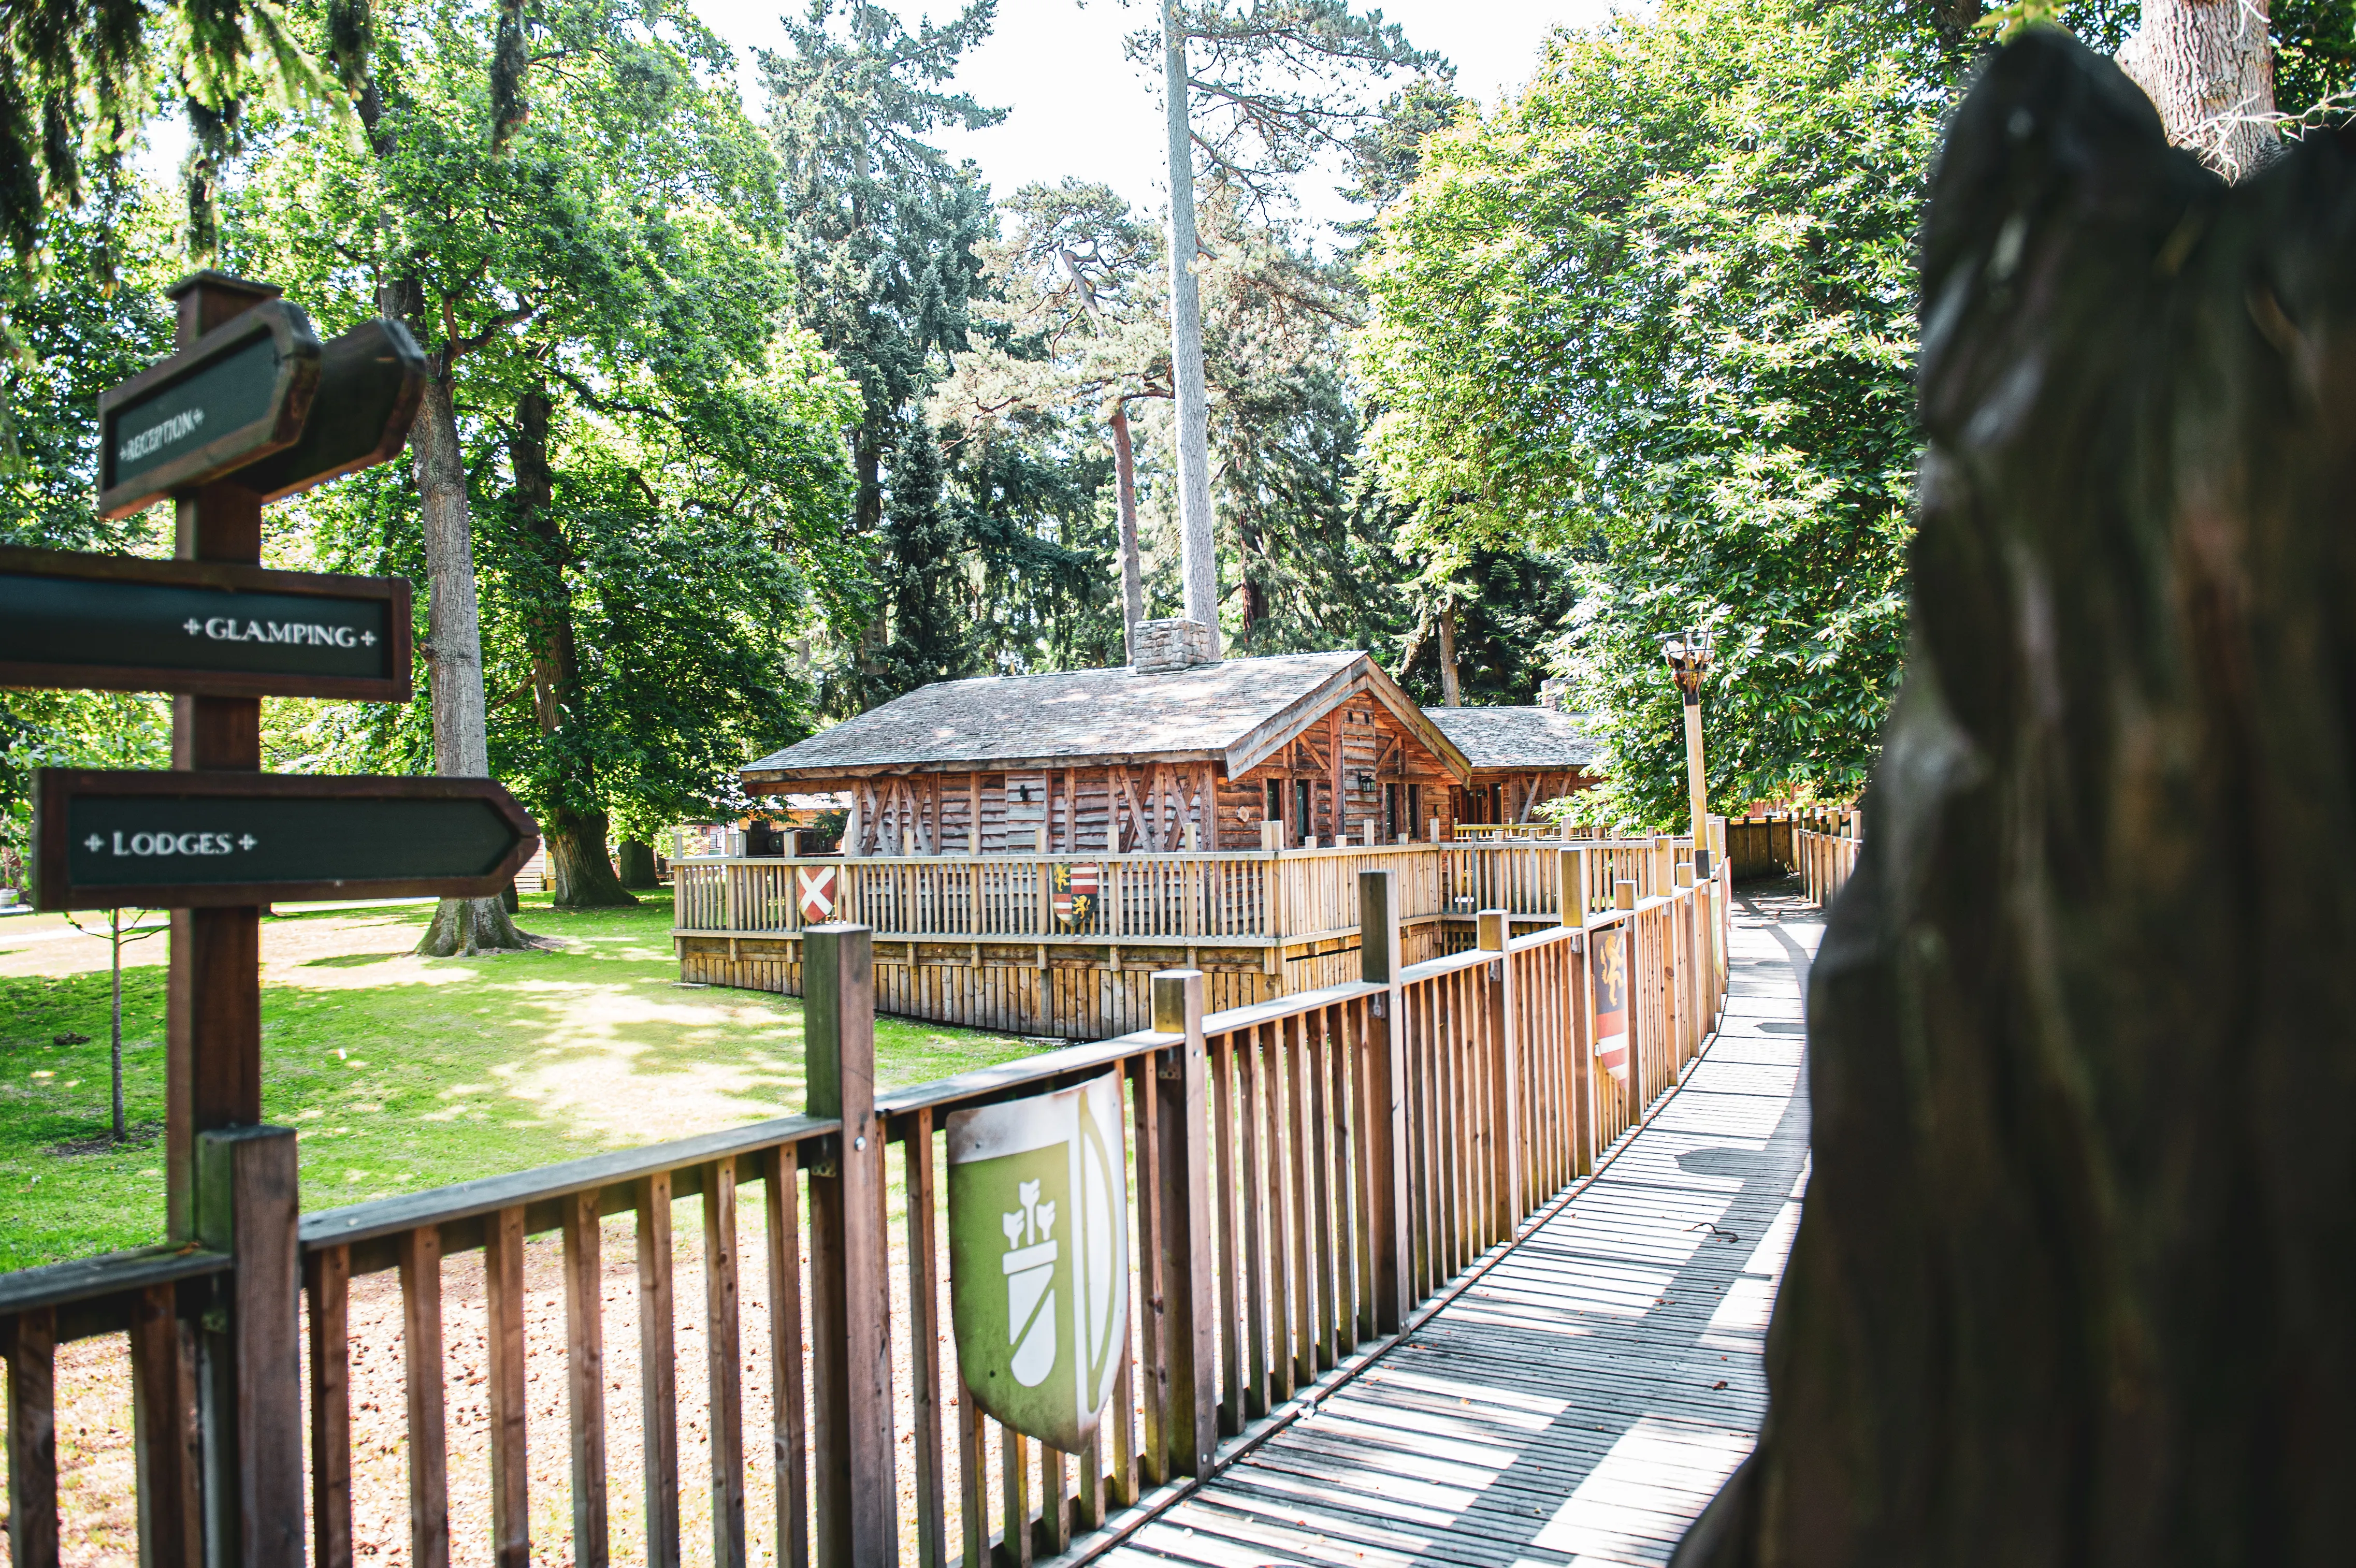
1558;848;1597;1176
1558;846;1589;927
1150;969;1217;1479
1357;872;1411;1332
804;924;895;1568
193;1125;303;1568
1475;911;1520;1235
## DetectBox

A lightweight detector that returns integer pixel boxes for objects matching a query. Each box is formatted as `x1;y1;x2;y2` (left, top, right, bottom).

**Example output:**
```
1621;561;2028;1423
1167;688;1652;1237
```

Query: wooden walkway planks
1110;895;1816;1568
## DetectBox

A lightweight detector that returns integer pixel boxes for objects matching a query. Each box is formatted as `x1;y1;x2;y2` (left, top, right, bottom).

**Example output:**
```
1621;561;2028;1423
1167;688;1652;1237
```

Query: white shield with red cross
796;865;838;925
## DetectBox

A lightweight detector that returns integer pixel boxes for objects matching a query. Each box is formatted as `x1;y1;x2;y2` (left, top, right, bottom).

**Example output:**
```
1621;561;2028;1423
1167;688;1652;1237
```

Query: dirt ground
7;1188;1062;1568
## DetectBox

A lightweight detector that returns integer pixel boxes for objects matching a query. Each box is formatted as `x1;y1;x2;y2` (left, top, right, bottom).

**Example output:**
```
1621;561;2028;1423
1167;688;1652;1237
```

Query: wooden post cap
1614;879;1638;910
1477;909;1509;951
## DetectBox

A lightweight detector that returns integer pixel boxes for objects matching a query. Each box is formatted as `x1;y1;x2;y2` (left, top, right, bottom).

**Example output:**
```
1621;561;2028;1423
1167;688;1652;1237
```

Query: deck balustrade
0;856;1730;1568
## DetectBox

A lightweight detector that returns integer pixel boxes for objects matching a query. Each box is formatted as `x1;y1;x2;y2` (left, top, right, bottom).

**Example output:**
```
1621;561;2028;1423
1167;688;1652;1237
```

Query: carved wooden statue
1677;32;2356;1563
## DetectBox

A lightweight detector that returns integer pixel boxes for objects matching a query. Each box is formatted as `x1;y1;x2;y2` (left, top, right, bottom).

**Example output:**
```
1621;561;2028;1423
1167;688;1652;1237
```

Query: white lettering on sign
182;616;375;648
118;406;206;466
80;830;259;858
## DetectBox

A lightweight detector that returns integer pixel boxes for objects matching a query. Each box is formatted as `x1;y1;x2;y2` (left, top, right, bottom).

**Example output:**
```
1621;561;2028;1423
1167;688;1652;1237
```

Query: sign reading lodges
35;771;538;910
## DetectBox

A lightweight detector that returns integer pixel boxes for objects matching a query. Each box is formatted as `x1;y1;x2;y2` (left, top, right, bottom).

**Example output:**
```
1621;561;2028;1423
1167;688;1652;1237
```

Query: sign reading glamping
947;1072;1129;1451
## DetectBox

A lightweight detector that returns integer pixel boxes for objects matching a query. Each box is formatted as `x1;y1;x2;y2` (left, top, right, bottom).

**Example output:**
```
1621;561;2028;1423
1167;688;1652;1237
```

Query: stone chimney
1131;617;1217;674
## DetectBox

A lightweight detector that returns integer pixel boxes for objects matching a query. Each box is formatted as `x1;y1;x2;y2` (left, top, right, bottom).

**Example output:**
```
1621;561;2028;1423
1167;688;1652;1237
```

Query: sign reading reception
947;1072;1129;1451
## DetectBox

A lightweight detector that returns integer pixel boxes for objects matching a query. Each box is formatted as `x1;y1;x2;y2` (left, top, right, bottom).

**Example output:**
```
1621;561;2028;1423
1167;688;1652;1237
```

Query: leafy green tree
237;0;856;918
931;179;1168;645
761;0;1001;708
1358;0;1939;824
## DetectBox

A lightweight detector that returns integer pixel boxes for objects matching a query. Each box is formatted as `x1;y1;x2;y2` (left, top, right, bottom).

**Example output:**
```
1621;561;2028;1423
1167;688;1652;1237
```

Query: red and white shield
1052;863;1100;926
796;865;838;925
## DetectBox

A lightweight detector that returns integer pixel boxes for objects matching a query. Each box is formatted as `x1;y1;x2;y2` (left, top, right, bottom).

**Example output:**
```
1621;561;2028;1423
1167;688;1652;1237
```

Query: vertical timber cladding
674;935;1276;1038
1227;692;1457;847
855;715;1461;857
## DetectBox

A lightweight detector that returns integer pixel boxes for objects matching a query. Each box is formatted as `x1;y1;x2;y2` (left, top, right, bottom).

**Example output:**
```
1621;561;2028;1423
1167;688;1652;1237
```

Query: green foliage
762;0;1004;710
1358;0;1939;824
2274;0;2356;127
0;187;173;547
225;0;859;837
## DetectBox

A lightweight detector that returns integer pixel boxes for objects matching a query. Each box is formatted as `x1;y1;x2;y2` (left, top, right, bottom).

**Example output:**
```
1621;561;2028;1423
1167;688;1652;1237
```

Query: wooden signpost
15;269;528;1568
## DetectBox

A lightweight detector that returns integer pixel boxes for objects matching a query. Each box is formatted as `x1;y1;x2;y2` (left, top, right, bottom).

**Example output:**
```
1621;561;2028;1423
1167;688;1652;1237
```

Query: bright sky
136;1;1626;243
691;0;1629;236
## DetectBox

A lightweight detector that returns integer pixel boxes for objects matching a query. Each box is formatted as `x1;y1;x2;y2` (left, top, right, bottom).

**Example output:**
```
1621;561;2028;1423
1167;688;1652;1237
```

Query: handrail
0;1241;229;1326
671;837;1704;949
300;1112;839;1262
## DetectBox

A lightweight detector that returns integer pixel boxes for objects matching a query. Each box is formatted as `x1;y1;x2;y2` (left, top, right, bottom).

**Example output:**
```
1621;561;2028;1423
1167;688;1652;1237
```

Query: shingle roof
1422;706;1601;772
741;651;1472;785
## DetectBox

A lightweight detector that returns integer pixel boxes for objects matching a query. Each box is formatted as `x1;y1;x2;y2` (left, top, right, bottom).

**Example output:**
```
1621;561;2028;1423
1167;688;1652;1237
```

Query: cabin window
1409;783;1423;839
1293;779;1311;845
1266;778;1282;829
1384;782;1398;841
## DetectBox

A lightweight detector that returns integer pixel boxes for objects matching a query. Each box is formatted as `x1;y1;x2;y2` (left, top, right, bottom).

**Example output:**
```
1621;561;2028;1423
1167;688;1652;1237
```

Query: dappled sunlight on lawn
469;978;808;1144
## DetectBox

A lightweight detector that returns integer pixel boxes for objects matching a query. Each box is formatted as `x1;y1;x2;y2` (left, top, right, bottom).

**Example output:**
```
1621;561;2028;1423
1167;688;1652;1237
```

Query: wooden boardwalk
1110;894;1816;1568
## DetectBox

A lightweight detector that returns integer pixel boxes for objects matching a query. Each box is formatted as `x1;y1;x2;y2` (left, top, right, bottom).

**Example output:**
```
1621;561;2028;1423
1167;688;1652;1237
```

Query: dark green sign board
0;547;411;700
237;318;428;503
98;301;321;517
34;770;539;910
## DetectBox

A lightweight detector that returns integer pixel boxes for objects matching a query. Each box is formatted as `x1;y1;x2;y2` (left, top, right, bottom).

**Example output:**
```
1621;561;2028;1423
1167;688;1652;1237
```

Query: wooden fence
1798;816;1862;906
672;831;1725;1039
0;860;1730;1568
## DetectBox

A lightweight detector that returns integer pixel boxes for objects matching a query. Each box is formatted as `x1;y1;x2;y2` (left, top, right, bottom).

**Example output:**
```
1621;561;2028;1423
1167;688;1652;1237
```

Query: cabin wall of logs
831;702;1462;859
1452;768;1601;827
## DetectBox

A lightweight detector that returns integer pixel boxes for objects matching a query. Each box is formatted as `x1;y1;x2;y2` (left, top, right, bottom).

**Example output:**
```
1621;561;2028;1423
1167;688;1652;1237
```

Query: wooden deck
1107;893;1815;1568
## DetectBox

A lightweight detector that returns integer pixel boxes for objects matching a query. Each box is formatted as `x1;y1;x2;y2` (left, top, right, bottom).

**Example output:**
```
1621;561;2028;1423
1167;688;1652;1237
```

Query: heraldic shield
946;1071;1129;1451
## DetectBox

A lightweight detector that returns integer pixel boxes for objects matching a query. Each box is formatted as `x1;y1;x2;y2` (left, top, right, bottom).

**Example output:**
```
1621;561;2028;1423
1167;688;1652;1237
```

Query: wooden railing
674;827;1729;948
1447;823;1593;841
2;860;1732;1568
1798;817;1862;906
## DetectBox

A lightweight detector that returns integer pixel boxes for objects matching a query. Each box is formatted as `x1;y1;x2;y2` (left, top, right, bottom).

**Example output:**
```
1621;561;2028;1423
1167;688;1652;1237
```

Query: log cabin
739;647;1473;852
1423;704;1602;826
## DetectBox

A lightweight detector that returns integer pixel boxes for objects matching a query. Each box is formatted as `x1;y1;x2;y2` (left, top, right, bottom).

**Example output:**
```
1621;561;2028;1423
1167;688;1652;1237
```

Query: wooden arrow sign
33;770;540;910
98;300;322;518
233;317;428;503
0;546;411;700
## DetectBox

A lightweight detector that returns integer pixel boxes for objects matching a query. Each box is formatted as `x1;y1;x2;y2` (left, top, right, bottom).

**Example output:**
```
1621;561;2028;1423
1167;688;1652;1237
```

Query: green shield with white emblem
947;1071;1129;1451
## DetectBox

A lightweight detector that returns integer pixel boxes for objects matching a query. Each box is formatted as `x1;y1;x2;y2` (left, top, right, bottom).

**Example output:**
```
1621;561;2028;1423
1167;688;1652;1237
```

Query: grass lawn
0;888;1044;1272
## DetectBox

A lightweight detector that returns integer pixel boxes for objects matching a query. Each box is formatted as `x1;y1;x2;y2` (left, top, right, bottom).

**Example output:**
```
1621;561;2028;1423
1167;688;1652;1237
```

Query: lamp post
1662;626;1716;844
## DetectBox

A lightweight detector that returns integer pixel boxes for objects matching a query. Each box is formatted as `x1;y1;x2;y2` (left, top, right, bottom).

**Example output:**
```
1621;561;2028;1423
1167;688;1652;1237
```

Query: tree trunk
1111;401;1146;659
2119;0;2277;179
1437;599;1462;706
408;374;533;954
1162;0;1221;657
1674;34;2356;1563
513;386;635;909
